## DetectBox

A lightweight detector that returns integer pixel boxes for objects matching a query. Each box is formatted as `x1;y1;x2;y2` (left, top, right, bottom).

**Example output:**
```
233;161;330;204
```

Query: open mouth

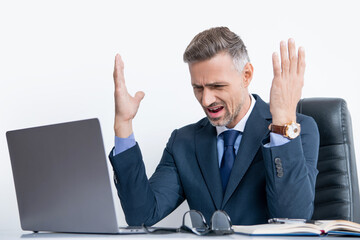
208;106;224;113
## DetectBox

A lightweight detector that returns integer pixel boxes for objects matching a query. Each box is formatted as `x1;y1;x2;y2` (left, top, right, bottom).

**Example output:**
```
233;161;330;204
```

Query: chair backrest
297;98;360;222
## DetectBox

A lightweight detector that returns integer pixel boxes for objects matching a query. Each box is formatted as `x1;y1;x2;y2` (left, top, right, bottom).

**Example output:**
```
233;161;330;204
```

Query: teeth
208;106;222;113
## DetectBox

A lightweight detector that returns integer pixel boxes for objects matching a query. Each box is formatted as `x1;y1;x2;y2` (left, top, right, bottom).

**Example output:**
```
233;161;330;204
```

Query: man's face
189;52;252;128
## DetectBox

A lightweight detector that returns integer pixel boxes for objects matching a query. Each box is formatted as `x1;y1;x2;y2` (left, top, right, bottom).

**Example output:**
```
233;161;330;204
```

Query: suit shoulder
175;117;209;133
166;118;209;147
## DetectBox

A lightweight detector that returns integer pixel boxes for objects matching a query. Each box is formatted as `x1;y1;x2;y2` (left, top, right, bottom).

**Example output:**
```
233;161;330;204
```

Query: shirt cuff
114;133;136;156
264;132;290;148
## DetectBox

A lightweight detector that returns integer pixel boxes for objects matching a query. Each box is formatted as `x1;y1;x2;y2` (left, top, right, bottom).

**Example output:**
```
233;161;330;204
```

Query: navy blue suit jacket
109;95;319;226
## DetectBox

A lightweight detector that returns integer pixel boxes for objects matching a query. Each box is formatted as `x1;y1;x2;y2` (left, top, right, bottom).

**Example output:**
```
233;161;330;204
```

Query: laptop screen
6;118;120;233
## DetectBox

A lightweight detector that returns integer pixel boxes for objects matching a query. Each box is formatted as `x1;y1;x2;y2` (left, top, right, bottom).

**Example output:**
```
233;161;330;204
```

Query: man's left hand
270;38;305;125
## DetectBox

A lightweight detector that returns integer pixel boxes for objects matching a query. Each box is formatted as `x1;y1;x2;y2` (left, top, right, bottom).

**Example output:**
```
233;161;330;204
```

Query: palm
113;54;144;134
114;87;142;121
270;39;305;125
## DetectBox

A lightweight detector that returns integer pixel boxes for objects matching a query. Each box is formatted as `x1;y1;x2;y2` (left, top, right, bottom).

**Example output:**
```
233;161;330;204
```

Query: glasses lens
183;210;207;230
211;211;232;231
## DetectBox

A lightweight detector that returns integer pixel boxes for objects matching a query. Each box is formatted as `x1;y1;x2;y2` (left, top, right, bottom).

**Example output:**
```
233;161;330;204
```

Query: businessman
109;27;319;226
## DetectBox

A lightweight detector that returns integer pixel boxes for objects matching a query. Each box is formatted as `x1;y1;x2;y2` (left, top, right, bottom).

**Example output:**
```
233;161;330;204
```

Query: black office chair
297;98;360;223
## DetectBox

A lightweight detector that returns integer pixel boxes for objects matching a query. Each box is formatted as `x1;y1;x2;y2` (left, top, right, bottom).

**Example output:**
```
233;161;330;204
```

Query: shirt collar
216;94;256;136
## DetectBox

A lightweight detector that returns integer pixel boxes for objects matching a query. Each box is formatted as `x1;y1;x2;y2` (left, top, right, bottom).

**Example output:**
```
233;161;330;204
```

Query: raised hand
113;54;145;137
269;39;305;125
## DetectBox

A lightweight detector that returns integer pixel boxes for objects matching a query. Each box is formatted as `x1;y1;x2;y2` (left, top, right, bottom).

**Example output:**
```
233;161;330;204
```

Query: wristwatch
269;122;301;139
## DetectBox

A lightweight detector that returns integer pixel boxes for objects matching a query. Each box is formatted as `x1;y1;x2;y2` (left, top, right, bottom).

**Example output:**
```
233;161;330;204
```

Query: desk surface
2;230;360;240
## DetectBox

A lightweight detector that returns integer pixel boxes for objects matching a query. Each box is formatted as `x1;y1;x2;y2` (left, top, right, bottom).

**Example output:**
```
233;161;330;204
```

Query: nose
202;88;216;107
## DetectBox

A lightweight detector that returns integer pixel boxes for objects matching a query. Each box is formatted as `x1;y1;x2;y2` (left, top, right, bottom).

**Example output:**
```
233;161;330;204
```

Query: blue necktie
220;130;240;194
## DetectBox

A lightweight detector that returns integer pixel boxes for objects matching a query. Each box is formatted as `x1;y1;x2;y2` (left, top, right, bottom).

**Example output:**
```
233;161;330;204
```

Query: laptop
6;118;146;234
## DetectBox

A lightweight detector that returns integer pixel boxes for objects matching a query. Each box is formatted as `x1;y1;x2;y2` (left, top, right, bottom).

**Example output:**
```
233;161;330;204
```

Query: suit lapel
195;121;223;209
222;95;272;208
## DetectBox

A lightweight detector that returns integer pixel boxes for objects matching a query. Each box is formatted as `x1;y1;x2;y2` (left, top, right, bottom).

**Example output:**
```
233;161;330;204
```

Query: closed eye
208;84;227;90
192;83;228;90
211;85;226;88
192;85;203;90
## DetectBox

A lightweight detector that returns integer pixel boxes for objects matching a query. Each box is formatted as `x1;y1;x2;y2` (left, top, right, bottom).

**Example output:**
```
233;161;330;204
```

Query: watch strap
270;124;287;136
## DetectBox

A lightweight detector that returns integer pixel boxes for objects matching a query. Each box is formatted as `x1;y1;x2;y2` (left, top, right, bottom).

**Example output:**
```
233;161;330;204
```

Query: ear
242;62;254;88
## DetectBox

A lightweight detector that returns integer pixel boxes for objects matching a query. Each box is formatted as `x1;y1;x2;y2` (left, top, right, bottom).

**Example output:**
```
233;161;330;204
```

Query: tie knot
222;130;240;147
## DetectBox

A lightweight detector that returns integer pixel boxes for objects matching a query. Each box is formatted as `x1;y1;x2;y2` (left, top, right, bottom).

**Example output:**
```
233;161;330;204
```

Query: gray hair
183;27;250;72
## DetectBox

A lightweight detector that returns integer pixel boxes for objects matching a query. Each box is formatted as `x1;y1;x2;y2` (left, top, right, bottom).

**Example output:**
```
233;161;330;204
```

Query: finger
272;52;281;78
280;41;289;76
134;91;145;104
288;38;297;75
297;47;306;76
113;54;125;87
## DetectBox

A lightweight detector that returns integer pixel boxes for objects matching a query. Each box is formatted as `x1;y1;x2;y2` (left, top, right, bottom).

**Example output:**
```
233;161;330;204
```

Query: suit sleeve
108;130;185;226
261;115;319;219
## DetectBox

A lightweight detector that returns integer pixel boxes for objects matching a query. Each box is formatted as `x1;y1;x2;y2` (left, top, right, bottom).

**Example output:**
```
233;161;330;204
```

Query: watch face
287;123;300;139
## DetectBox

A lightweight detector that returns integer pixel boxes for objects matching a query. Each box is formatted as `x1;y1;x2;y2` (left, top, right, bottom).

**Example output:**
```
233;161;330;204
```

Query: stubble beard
206;103;242;127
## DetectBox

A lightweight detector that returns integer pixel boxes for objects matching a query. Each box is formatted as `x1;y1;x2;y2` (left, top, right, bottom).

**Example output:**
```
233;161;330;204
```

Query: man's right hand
113;54;145;138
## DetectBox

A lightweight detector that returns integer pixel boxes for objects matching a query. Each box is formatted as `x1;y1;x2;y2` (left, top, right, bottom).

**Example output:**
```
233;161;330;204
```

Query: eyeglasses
142;210;234;236
181;209;234;235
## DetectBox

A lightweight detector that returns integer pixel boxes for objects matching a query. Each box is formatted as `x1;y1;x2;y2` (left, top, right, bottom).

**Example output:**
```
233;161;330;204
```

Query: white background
1;0;359;231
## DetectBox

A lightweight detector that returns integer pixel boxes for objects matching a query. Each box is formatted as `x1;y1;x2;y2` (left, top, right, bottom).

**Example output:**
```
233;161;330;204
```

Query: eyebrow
192;82;228;88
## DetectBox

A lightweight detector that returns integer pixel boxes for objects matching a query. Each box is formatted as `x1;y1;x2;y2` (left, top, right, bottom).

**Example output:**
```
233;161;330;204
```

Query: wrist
269;121;301;140
114;119;133;138
271;115;296;126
